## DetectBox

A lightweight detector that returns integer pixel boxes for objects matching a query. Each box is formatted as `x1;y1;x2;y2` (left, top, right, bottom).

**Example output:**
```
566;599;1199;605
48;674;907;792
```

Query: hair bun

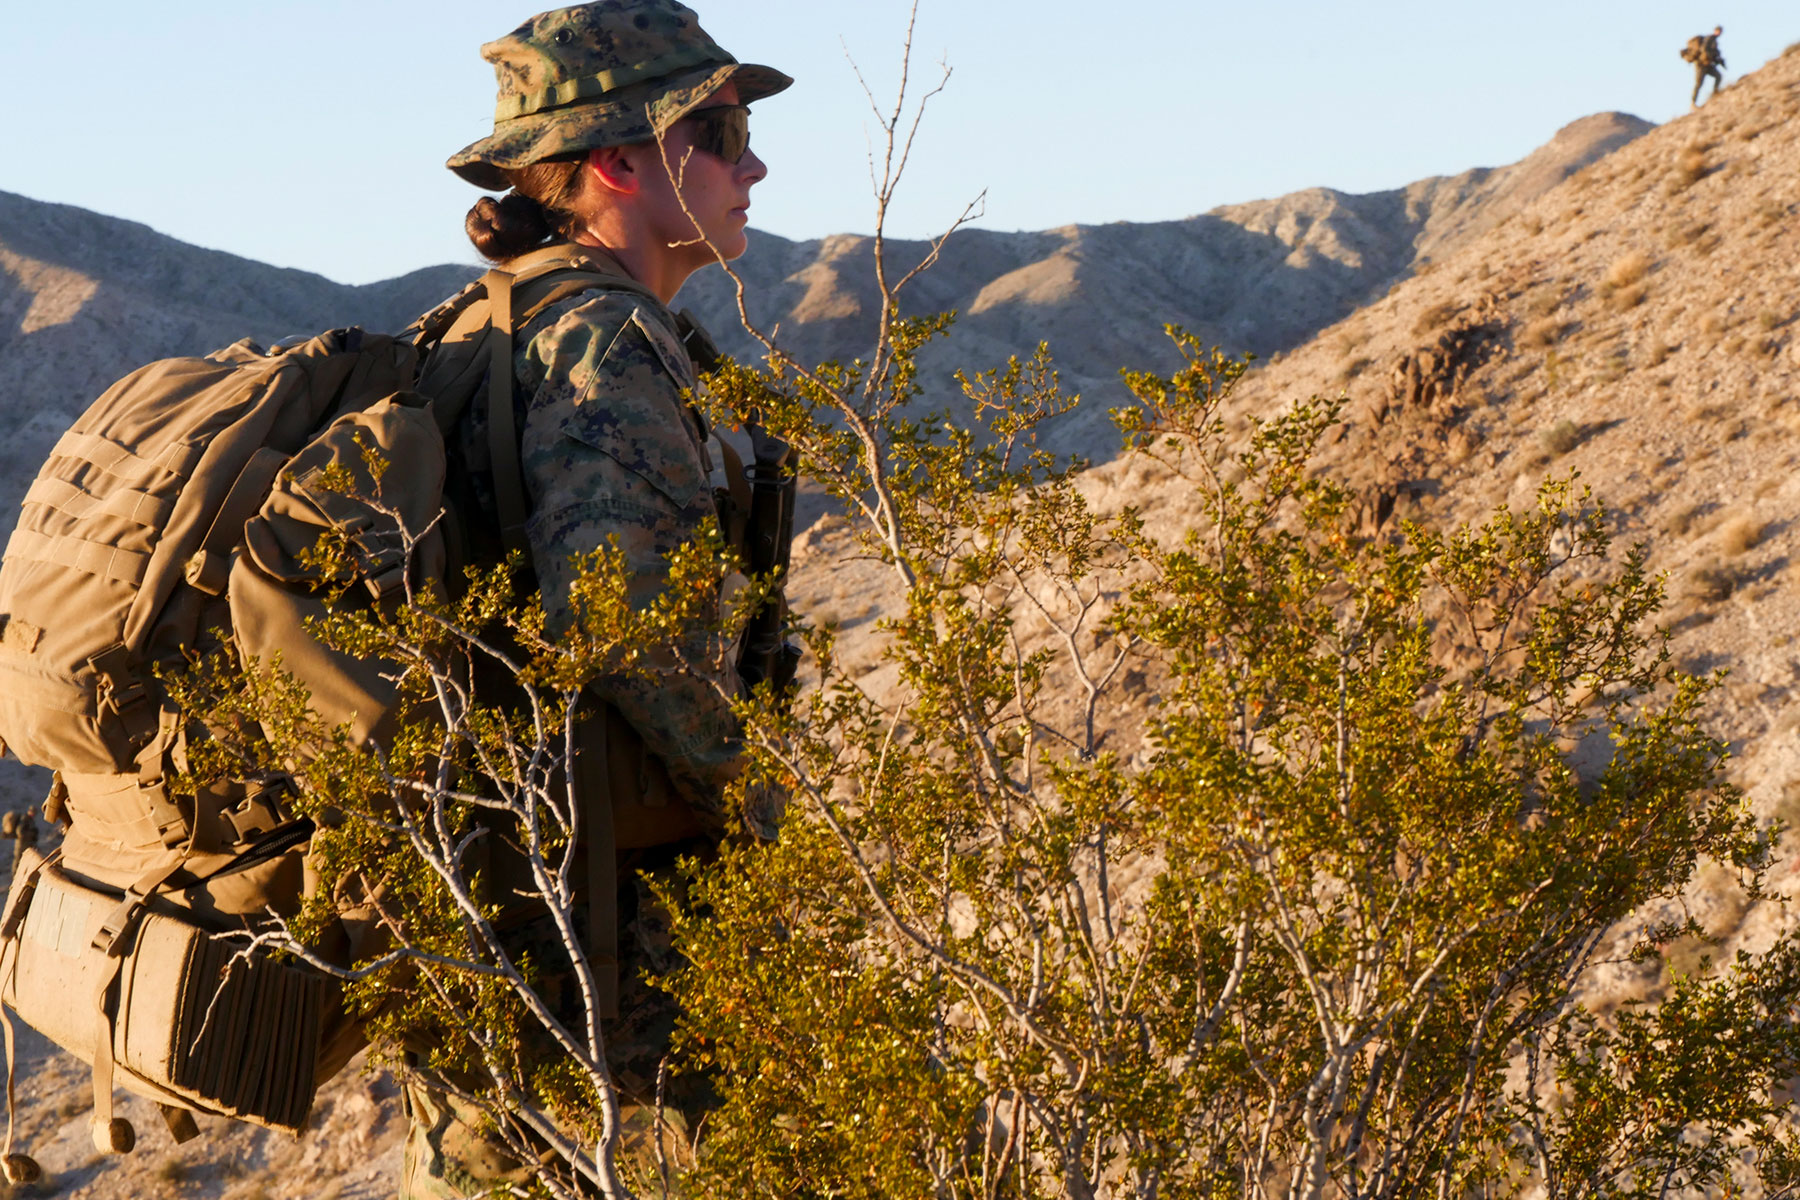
465;190;554;261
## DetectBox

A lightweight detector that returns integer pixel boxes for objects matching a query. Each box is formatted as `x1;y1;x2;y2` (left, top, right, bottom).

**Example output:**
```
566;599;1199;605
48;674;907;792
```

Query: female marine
407;3;788;1193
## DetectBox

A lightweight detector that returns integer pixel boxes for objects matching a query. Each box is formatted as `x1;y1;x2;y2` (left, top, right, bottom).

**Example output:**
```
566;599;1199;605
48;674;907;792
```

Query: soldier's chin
715;226;750;261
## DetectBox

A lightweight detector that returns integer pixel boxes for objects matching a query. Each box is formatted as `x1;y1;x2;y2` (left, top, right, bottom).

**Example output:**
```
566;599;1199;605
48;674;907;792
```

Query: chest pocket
557;308;708;513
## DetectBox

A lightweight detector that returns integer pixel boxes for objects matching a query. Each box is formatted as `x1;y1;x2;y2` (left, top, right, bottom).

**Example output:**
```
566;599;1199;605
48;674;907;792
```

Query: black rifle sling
575;712;621;1020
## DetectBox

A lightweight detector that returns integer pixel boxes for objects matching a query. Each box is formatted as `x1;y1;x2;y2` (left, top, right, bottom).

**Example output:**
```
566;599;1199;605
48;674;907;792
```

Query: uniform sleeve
514;292;746;822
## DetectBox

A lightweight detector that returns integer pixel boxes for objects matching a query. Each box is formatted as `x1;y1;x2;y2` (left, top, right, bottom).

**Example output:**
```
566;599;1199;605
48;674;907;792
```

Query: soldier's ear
586;145;642;198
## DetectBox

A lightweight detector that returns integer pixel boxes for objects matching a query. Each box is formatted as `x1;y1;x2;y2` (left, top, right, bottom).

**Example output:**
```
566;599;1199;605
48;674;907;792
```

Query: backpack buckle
92;889;149;957
88;645;146;714
222;789;287;843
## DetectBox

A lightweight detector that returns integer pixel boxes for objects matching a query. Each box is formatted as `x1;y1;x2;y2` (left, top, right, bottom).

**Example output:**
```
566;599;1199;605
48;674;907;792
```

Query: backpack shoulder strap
476;258;672;559
484;269;529;559
410;244;673;559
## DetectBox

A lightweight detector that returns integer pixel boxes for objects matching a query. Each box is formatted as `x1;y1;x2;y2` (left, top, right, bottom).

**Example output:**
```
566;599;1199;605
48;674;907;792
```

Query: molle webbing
0;332;419;780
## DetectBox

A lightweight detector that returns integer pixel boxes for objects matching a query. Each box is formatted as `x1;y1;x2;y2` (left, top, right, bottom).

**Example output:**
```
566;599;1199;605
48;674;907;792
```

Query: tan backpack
1681;35;1705;63
0;245;670;1176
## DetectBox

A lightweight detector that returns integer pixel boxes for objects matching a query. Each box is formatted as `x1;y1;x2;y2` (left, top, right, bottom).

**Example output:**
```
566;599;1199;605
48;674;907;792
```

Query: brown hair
464;157;587;261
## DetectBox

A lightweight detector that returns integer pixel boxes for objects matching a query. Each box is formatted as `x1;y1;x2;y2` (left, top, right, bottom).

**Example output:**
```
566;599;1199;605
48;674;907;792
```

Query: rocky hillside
0;91;1677;1200
1073;43;1800;961
684;112;1651;366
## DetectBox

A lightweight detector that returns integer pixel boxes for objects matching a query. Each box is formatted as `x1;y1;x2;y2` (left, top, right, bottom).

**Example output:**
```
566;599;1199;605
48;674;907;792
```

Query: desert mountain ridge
5;77;1775;1199
0;108;1647;512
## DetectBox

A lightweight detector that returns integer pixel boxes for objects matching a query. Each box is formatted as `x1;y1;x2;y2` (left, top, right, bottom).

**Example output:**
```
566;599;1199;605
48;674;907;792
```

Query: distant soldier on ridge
1683;25;1726;107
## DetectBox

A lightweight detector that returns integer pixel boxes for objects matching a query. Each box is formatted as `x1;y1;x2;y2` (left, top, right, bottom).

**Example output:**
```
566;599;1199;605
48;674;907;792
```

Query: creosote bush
178;300;1800;1200
166;509;755;1200
672;310;1800;1199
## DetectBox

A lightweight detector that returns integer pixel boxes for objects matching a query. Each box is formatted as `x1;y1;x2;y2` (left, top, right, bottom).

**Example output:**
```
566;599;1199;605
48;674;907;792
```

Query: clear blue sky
3;2;1791;284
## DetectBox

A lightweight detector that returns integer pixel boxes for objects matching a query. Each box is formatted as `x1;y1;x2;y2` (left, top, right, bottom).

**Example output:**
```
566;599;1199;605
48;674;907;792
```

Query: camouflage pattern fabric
513;279;747;823
451;254;749;823
447;0;791;191
400;845;713;1198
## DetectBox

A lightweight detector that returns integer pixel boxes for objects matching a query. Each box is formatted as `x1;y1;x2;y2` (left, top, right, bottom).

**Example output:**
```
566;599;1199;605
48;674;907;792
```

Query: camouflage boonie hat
448;0;792;190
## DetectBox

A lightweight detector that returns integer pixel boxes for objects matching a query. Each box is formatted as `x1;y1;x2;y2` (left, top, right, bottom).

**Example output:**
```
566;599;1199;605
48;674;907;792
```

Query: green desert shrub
670;319;1798;1199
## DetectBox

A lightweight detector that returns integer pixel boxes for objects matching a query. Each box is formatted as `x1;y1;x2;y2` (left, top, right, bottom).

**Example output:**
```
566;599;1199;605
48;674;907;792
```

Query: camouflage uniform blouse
476;268;744;823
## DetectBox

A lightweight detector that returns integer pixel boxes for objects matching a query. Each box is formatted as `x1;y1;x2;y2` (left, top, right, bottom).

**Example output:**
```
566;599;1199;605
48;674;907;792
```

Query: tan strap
89;956;124;1151
482;269;531;560
2;938;21;1168
504;247;663;328
514;271;659;325
3;528;150;586
89;847;193;1154
133;705;191;849
575;710;620;1020
0;851;50;1172
504;243;609;283
20;478;174;530
404;277;486;348
502;242;660;307
479;262;661;560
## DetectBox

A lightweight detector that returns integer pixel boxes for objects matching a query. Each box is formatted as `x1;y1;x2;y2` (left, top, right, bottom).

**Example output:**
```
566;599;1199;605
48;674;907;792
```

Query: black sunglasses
684;104;751;165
